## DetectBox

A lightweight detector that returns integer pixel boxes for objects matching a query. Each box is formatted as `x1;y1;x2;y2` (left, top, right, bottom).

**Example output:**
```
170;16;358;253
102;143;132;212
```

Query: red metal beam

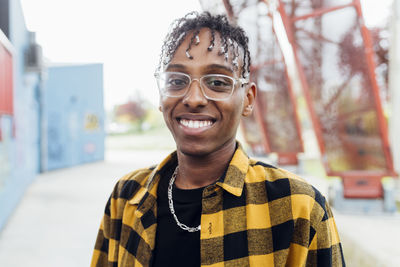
250;58;284;72
253;90;272;153
292;3;354;22
277;0;329;170
261;0;305;155
353;0;395;173
279;42;304;153
296;28;339;45
222;0;236;24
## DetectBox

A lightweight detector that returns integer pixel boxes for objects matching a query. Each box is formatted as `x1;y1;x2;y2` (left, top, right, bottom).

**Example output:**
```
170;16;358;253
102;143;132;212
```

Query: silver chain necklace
167;166;201;232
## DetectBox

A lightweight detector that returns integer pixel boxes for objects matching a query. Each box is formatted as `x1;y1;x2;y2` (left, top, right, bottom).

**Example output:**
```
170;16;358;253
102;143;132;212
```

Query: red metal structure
241;111;269;156
199;0;396;199
276;0;396;198
220;0;304;165
201;0;397;198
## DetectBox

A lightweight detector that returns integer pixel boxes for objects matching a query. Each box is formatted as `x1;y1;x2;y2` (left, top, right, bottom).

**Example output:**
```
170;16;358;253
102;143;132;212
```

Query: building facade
0;0;105;231
43;64;105;171
0;0;42;230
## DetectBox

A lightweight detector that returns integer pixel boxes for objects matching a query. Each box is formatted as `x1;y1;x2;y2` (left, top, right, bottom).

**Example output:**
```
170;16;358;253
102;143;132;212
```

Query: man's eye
205;77;232;91
209;80;228;86
165;77;188;90
169;79;186;86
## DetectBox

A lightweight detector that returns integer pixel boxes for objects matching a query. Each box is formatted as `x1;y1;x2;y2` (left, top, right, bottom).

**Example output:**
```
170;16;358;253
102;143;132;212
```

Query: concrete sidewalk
0;150;171;267
0;149;399;267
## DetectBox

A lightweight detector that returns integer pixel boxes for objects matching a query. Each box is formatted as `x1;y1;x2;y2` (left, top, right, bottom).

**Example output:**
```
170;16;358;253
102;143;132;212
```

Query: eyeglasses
154;72;248;101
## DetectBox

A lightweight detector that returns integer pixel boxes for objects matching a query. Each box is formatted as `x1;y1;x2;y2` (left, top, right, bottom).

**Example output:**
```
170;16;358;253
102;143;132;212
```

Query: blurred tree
114;99;147;132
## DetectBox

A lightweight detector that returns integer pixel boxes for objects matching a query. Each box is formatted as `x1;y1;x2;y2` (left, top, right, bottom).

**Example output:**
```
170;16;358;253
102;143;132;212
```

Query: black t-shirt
152;167;204;267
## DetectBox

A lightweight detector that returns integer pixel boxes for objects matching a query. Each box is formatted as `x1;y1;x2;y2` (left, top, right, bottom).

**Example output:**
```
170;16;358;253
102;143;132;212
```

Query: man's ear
242;82;257;117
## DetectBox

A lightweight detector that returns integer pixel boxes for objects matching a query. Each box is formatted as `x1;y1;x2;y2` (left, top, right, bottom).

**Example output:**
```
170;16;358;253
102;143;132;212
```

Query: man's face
159;28;255;157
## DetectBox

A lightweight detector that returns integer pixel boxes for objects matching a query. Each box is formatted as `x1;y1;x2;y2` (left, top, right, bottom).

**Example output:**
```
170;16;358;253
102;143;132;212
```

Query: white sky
21;0;202;109
20;0;391;110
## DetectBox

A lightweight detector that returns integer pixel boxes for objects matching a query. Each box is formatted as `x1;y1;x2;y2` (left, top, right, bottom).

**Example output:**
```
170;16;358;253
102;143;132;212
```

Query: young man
91;12;345;267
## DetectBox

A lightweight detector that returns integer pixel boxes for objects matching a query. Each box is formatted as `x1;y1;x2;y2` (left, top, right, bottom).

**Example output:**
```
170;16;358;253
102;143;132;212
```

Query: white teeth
180;119;213;129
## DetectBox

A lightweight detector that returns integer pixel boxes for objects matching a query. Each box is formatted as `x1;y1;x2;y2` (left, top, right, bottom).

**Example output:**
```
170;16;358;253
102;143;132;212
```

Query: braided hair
157;11;251;79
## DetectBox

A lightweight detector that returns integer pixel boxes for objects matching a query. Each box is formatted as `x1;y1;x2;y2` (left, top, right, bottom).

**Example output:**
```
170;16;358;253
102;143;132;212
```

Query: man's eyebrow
166;63;234;74
205;64;234;74
166;64;186;71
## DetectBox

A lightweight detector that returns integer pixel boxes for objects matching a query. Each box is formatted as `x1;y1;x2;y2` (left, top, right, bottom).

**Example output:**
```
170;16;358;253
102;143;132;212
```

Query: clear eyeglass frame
154;71;249;101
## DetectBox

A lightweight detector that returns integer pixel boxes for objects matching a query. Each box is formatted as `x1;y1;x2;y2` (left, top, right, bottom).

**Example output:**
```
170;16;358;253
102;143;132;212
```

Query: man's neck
174;141;236;189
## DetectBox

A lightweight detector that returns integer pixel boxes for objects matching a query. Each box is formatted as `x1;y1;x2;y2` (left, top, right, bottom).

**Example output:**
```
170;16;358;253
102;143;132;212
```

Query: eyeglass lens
157;72;234;100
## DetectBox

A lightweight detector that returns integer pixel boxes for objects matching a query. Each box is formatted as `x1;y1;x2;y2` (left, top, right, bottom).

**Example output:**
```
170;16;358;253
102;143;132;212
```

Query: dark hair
157;11;251;79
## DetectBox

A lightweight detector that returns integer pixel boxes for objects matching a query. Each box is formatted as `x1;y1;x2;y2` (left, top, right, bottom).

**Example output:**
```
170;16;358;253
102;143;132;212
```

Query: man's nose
182;79;208;107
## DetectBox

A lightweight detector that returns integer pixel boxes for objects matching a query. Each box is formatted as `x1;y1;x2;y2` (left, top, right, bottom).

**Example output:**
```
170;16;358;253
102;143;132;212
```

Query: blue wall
43;64;105;171
0;1;105;231
0;0;40;230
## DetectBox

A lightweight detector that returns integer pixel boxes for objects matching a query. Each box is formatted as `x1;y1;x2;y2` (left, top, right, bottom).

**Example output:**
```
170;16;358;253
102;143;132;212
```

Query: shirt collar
128;141;249;205
128;151;177;205
215;142;249;197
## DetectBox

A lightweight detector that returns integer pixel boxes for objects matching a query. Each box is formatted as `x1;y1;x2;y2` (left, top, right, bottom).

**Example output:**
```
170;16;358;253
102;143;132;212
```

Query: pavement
0;149;399;267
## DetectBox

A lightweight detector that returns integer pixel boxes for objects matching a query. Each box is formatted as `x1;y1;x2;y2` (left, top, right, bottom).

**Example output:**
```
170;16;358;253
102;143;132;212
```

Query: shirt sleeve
91;184;120;267
306;200;346;267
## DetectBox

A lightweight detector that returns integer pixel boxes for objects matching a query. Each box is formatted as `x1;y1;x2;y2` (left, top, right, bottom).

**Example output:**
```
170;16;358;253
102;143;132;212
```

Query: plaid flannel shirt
91;144;345;266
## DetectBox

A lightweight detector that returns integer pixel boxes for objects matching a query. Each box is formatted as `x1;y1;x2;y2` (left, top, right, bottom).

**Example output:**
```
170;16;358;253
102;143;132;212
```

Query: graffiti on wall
84;113;100;131
84;113;100;155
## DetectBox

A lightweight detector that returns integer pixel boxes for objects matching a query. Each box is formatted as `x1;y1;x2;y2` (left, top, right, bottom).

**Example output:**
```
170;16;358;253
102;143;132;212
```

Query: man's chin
177;144;212;158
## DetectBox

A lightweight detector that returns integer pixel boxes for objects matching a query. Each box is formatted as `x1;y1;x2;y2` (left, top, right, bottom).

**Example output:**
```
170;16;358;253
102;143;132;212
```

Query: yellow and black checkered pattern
91;143;345;267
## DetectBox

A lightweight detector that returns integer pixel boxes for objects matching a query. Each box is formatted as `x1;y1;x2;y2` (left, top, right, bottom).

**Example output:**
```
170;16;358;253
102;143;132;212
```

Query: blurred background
0;0;399;266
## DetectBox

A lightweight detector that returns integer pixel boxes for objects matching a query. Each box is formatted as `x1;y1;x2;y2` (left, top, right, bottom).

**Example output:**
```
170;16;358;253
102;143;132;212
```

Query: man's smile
175;114;217;134
178;119;214;129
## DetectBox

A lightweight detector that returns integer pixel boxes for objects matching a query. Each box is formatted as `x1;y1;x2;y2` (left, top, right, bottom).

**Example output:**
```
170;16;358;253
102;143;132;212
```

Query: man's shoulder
111;165;157;199
119;165;157;183
247;158;326;207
